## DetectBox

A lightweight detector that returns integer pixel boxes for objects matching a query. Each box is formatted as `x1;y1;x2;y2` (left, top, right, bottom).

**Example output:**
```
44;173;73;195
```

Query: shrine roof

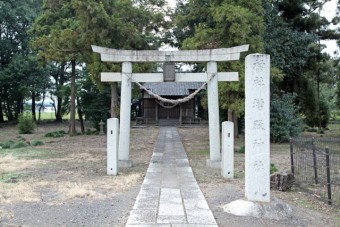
142;82;205;96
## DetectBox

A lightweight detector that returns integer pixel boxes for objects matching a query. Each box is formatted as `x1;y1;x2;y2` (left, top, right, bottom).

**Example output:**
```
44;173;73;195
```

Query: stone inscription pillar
245;54;270;202
222;121;234;178
118;62;133;167
207;61;221;167
107;118;119;175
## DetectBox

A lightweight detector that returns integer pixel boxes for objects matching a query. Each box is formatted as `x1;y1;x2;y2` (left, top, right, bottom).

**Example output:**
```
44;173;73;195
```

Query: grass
0;148;59;160
0;172;23;183
193;149;209;155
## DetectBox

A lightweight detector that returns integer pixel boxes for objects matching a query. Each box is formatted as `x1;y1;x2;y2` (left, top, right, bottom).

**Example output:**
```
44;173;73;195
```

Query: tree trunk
76;96;85;134
54;63;66;123
233;112;239;138
0;98;4;123
15;98;22;120
32;92;36;121
227;109;233;121
6;100;14;122
110;83;119;118
228;109;239;138
55;96;63;122
38;93;46;122
69;60;76;135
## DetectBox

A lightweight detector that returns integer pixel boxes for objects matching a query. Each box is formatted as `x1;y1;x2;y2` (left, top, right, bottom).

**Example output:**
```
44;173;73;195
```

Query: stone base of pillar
206;159;221;169
118;160;133;168
222;198;292;220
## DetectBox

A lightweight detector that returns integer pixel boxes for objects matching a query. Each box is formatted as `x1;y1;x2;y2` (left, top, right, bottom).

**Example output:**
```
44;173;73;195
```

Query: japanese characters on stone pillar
245;54;270;202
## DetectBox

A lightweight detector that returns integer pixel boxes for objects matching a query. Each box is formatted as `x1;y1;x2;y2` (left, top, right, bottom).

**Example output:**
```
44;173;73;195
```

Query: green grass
0;172;23;183
193;149;209;155
0;148;60;160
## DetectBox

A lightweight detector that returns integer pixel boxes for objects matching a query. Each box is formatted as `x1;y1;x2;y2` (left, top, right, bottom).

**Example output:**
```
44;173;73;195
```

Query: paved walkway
126;127;217;227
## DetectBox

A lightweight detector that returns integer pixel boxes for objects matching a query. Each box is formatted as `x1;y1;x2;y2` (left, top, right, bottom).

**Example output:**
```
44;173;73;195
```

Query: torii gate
92;45;249;168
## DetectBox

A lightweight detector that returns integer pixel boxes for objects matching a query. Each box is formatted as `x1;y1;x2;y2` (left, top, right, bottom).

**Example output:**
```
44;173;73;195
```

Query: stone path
126;127;217;227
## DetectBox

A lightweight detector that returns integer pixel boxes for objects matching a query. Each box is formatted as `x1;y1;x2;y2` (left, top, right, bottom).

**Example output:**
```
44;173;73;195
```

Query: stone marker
107;118;119;175
245;54;270;202
98;120;105;135
222;121;234;178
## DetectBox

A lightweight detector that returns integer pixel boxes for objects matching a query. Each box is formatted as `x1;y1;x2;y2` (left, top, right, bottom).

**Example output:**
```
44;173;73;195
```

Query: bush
85;129;98;135
45;130;66;138
18;113;35;134
270;93;303;143
1;140;15;149
238;145;245;153
304;98;330;128
31;140;44;146
11;141;28;149
270;163;278;174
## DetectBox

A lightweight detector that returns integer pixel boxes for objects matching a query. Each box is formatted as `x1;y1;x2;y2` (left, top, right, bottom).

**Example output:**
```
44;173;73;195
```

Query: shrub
270;93;303;143
45;130;66;138
270;163;278;174
238;145;245;153
1;140;15;149
85;129;98;135
31;140;44;146
306;127;318;132
304;98;330;128
11;141;28;149
18;113;35;134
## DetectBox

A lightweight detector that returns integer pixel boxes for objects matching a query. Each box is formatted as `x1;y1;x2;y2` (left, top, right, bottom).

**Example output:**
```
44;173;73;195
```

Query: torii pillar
92;45;249;168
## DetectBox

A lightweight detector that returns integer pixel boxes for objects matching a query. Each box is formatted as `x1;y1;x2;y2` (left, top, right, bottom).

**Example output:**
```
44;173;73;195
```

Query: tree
173;0;265;136
2;54;49;121
75;0;170;118
270;93;303;142
0;0;43;122
31;0;170;135
31;0;91;135
264;0;339;128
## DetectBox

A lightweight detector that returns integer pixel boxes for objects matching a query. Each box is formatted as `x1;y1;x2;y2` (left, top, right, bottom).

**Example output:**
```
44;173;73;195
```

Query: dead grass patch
0;154;47;173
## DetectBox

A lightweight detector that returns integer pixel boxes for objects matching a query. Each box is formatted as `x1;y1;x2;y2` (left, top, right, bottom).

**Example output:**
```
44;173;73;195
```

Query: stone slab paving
126;127;218;227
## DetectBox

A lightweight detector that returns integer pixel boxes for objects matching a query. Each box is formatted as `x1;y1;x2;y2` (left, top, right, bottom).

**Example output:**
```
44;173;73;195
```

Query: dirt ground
0;123;339;226
178;127;340;227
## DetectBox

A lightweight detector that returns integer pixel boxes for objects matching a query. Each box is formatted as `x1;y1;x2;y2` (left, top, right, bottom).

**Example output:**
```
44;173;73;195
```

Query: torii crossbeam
92;45;249;168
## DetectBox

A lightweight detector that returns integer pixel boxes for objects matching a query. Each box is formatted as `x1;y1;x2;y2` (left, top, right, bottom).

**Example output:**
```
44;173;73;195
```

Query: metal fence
290;138;340;207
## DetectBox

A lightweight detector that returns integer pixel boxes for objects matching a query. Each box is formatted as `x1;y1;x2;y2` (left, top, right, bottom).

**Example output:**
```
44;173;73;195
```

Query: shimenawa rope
126;72;216;109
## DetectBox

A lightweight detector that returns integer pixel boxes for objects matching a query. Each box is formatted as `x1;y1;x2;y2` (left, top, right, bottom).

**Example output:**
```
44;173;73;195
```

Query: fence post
290;138;294;176
325;147;332;205
312;138;318;184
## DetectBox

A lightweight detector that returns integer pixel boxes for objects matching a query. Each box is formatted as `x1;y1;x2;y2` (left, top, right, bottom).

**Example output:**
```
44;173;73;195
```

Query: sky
320;0;339;56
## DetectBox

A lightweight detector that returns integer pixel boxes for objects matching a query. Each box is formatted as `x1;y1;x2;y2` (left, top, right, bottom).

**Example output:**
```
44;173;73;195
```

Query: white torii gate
92;45;249;168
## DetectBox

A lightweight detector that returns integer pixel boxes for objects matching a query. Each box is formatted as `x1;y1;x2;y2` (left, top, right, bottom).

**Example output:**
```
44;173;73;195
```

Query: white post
222;121;234;178
245;54;270;202
118;62;133;167
206;61;221;168
107;118;119;175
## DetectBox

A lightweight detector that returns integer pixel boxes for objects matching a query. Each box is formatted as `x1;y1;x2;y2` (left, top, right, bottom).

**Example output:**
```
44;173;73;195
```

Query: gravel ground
0;123;339;226
178;127;340;227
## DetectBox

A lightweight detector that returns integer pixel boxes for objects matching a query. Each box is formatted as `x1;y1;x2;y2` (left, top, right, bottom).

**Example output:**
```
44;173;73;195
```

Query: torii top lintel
91;45;249;63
